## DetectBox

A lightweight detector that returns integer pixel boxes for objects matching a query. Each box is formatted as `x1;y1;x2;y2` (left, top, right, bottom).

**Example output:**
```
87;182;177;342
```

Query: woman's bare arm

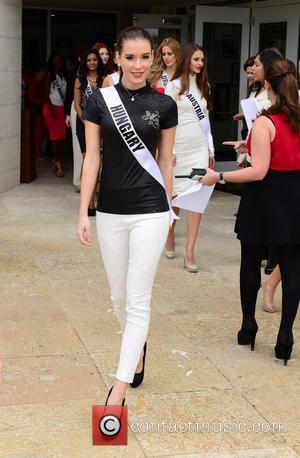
157;126;176;200
78;121;102;245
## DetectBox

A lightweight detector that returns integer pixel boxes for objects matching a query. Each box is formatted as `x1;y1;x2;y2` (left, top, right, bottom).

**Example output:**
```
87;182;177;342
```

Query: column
0;0;22;192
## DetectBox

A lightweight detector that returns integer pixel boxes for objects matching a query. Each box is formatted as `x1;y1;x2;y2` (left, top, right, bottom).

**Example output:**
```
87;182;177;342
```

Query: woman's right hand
77;215;93;246
223;140;248;155
172;154;177;166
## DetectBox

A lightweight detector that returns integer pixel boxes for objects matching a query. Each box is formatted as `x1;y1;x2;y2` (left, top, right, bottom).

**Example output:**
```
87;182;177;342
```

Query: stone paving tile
0;354;107;406
0;400;145;457
0;319;86;358
126;391;285;455
244;387;300;448
0;162;299;457
148;449;299;458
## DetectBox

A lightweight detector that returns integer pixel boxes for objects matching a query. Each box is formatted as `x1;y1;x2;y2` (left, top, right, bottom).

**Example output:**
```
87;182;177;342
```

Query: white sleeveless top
49;74;67;106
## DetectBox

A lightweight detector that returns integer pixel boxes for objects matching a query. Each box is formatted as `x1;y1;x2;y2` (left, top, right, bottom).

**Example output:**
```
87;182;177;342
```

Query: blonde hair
149;38;182;85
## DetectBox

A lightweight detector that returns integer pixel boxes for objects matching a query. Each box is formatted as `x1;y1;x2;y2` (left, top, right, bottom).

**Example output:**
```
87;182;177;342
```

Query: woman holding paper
78;26;178;405
165;43;215;272
226;47;283;312
149;37;182;92
201;58;300;365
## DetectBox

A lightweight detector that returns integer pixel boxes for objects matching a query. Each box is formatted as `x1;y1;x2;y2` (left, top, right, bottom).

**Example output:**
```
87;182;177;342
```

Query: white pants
70;101;83;187
96;211;169;383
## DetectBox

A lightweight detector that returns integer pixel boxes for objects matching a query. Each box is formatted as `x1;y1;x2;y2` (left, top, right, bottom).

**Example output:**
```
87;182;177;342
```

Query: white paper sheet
171;182;215;213
240;98;261;131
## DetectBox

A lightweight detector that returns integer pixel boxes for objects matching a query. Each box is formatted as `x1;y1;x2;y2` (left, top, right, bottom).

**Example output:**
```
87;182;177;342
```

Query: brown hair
263;58;300;133
116;26;153;54
149;37;182;85
243;56;255;71
92;42;116;76
172;43;211;110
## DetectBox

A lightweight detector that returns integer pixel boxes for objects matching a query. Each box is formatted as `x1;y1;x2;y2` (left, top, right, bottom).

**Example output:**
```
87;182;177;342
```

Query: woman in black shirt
78;27;178;406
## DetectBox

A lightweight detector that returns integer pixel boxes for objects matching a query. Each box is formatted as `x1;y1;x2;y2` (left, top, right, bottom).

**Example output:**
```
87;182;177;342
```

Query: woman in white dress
149;37;182;93
165;43;215;272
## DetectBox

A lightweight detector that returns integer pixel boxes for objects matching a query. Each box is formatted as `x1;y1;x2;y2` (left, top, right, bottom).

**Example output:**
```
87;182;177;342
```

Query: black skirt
235;169;300;246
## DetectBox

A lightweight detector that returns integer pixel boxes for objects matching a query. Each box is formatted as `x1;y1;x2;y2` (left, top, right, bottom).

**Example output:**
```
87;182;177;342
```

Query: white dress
165;74;214;195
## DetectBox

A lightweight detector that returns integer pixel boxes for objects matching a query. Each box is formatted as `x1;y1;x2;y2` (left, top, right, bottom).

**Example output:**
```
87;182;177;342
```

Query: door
195;6;250;164
250;5;300;63
133;14;188;49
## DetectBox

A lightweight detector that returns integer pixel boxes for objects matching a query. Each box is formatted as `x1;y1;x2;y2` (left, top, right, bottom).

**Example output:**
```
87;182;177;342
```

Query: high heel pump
275;330;293;366
130;342;147;388
237;320;258;351
52;159;64;177
183;249;198;273
105;385;125;406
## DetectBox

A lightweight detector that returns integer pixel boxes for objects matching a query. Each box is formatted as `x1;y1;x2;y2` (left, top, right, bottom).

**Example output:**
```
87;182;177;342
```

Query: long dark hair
263;58;300;134
172;43;211;110
92;42;117;76
47;52;66;82
254;47;283;95
77;48;104;91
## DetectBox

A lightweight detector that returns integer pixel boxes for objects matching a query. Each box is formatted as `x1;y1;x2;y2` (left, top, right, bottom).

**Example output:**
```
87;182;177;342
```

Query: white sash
161;70;169;88
85;80;93;98
100;85;178;224
173;78;214;153
53;75;65;103
111;72;120;85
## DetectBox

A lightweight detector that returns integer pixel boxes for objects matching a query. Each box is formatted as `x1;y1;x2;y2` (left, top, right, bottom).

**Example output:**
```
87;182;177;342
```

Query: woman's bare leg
262;265;281;312
186;211;202;265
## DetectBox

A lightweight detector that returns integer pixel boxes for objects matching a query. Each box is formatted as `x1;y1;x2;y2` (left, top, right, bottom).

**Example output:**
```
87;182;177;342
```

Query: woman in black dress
78;27;178;404
74;49;104;215
201;57;300;365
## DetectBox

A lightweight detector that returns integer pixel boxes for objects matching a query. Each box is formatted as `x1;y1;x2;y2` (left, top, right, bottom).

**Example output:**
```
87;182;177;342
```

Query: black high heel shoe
275;330;294;366
130;342;147;388
105;385;125;406
237;319;258;351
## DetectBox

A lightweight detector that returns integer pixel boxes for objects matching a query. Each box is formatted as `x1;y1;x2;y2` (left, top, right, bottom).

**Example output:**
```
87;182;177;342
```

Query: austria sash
53;75;65;103
173;78;214;153
100;85;178;223
161;71;169;88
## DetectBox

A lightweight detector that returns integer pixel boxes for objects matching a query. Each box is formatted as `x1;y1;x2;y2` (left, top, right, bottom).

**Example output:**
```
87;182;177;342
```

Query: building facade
0;0;300;192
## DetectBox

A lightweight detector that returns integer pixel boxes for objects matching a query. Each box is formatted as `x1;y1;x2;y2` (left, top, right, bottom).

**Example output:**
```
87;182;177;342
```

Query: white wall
0;0;22;192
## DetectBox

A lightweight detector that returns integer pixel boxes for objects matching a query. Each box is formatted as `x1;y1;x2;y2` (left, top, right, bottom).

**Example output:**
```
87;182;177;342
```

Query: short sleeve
159;95;178;130
82;91;102;125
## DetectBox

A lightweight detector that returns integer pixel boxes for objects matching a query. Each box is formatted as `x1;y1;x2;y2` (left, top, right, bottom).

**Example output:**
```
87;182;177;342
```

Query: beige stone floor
0;160;299;458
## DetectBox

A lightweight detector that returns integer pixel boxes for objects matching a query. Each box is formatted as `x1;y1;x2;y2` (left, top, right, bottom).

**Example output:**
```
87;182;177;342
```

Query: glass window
259;22;287;55
145;28;181;50
203;22;242;161
51;10;117;61
22;9;47;70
